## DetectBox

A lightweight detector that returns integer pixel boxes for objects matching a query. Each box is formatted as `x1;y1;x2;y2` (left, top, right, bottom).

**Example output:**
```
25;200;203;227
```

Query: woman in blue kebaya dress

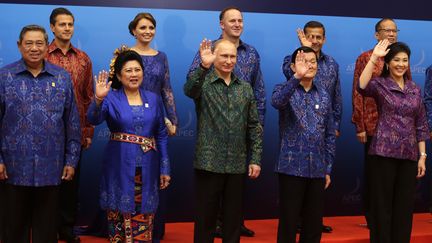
129;12;178;135
87;50;170;243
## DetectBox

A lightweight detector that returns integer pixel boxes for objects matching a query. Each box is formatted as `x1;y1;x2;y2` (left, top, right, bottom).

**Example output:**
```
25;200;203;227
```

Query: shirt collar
14;59;56;76
216;35;246;50
382;76;416;93
48;40;77;54
209;69;241;85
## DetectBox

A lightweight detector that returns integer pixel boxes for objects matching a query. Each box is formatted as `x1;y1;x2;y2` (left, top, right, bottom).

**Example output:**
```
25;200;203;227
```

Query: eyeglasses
378;29;400;34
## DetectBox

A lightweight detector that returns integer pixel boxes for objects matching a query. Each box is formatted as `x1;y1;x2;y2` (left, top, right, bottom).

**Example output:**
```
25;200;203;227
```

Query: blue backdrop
1;3;432;225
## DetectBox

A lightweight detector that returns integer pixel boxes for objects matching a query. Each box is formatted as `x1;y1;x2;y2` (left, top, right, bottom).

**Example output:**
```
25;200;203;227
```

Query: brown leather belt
110;132;157;152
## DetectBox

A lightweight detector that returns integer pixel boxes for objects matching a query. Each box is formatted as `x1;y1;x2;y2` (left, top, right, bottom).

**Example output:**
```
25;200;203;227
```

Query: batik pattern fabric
351;49;412;136
358;76;429;161
271;77;336;178
282;52;342;131
140;52;178;126
184;67;263;174
87;88;169;213
47;41;94;146
0;59;81;186
423;65;432;131
187;37;266;126
107;169;154;243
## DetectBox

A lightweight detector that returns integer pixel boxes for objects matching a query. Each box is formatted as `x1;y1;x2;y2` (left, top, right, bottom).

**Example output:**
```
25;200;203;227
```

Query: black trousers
4;184;59;243
368;156;417;243
0;182;4;243
194;169;244;243
58;154;81;237
277;174;325;243
363;136;373;225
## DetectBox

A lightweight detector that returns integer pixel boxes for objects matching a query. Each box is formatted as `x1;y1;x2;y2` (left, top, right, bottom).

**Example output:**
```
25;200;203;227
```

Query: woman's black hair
110;50;144;89
380;42;411;79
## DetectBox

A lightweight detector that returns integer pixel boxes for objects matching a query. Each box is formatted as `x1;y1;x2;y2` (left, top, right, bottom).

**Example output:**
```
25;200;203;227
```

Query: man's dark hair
50;7;74;25
303;20;325;36
290;46;317;64
375;18;395;32
18;24;48;44
219;6;242;21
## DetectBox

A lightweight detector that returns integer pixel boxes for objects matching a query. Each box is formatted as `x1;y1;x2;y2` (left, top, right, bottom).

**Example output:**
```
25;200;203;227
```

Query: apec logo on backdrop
176;110;196;138
94;110;196;141
411;50;427;75
345;49;428;75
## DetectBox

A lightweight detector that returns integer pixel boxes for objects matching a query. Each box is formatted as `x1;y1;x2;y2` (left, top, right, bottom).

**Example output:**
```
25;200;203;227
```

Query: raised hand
293;50;310;79
199;38;215;69
372;39;390;58
94;70;112;101
297;28;312;47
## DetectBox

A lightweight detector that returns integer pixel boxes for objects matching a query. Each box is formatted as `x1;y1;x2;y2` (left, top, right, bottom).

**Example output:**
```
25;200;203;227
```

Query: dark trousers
152;190;167;243
368;156;417;243
0;182;4;243
363;136;373;225
277;174;325;243
58;155;81;236
4;184;59;243
194;169;244;243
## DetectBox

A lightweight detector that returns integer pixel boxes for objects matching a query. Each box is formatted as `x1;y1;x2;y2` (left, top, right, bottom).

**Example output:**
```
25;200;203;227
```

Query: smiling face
50;14;74;42
117;60;143;91
304;27;326;54
220;9;243;39
133;18;155;44
388;51;409;81
18;30;48;67
213;41;237;77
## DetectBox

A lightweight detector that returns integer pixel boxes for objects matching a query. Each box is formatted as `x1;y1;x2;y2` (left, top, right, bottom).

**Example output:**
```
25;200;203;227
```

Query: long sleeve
0;77;5;165
250;53;266;126
160;54;178;126
87;98;108;126
282;55;294;80
184;66;209;99
423;66;432;131
324;108;336;174
155;96;170;175
271;77;301;109
247;87;263;165
186;50;202;81
63;78;82;168
332;63;342;131
415;97;430;142
351;55;367;133
82;58;95;141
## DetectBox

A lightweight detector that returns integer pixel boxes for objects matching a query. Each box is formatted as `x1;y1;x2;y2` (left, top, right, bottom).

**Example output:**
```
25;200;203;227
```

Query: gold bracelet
370;59;377;65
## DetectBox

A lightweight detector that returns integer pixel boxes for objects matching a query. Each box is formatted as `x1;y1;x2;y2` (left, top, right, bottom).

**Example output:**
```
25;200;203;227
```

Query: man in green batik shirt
184;39;263;243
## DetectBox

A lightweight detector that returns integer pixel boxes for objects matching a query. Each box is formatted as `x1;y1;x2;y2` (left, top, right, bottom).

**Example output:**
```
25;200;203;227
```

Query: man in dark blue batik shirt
272;46;336;243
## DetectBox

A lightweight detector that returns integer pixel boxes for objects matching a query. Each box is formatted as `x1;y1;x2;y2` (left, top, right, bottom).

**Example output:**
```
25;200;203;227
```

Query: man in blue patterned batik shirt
272;46;336;243
282;20;342;233
0;25;81;243
187;6;265;237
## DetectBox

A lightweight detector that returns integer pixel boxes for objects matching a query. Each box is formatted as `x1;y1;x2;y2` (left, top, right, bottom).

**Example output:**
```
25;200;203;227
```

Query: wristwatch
420;152;427;157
